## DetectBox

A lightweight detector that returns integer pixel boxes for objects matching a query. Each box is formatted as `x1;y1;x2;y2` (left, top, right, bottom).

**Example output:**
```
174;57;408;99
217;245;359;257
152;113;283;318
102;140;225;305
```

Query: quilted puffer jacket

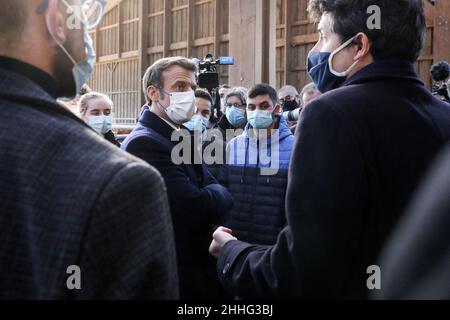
220;116;294;245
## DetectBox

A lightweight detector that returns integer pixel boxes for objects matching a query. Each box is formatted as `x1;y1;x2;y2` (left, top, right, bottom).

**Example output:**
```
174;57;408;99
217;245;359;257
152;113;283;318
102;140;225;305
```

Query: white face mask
328;35;360;77
87;115;112;135
159;91;196;125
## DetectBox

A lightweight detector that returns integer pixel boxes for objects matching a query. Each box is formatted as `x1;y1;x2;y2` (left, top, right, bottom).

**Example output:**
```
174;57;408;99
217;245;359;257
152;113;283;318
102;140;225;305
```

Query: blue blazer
122;107;233;299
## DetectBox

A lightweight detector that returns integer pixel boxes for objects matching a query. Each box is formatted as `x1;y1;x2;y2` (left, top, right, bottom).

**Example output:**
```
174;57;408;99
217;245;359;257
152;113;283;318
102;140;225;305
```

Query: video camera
193;54;234;90
193;54;235;122
430;61;450;102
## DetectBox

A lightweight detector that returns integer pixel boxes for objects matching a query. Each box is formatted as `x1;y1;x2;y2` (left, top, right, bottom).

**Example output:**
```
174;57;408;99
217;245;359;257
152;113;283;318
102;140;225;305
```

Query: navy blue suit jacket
122;107;233;299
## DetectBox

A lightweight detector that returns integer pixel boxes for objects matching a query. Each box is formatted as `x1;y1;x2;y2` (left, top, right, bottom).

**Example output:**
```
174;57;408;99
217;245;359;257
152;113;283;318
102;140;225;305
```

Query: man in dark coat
209;0;450;299
0;0;178;299
121;57;233;299
375;145;450;300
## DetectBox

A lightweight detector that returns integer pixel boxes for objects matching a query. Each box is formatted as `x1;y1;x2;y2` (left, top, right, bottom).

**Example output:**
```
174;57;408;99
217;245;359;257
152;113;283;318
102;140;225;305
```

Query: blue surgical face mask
307;52;346;93
184;114;208;132
87;115;113;135
247;109;274;130
226;106;247;127
307;35;359;93
46;8;96;98
73;27;96;94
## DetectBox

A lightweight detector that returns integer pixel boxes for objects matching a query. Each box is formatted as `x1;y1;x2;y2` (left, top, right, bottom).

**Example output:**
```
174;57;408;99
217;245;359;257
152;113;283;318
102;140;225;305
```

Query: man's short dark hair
248;84;278;106
195;88;213;104
307;0;426;62
142;56;197;104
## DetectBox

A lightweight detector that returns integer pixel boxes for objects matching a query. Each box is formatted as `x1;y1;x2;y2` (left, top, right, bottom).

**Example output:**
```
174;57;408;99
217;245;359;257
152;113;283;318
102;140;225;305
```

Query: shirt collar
160;116;181;131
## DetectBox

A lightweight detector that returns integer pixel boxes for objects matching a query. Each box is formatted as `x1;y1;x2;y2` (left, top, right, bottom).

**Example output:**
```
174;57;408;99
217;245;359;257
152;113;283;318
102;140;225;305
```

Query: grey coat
0;67;178;299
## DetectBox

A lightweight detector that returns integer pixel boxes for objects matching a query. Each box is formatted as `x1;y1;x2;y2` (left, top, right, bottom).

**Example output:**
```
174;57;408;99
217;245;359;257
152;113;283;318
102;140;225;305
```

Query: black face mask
282;99;299;112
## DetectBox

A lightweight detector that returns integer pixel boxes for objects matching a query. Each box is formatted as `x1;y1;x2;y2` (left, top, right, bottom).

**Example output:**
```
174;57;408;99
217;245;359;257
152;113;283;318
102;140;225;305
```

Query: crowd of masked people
1;0;450;300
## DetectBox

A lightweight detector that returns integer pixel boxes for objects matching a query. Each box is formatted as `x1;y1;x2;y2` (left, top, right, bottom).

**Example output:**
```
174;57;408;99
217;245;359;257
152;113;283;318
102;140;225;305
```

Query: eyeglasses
37;0;106;31
82;0;106;30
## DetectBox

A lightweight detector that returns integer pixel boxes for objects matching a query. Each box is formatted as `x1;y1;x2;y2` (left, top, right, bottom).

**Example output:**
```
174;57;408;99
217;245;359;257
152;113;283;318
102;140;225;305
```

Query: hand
209;227;237;258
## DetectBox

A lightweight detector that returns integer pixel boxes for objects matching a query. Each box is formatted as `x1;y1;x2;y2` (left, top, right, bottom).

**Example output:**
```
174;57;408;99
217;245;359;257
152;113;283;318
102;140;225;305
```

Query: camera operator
194;55;234;128
430;61;450;103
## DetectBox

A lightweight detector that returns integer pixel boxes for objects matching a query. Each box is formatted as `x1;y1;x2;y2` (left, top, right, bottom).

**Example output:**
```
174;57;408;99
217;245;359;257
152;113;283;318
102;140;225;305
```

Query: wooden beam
424;0;434;25
229;0;276;87
147;46;165;54
229;0;248;86
291;33;320;46
170;41;189;51
98;54;120;62
187;0;194;58
214;0;220;58
98;23;120;31
163;0;170;57
433;0;450;62
220;34;229;42
283;0;292;86
171;5;189;12
105;0;122;13
117;1;123;58
122;50;139;59
94;29;100;63
268;0;277;87
254;0;264;83
193;37;215;47
138;0;149;106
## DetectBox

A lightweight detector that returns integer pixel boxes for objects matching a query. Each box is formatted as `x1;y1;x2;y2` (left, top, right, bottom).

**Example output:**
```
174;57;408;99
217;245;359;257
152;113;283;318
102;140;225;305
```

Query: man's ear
274;104;282;114
46;0;66;44
354;32;371;61
147;86;161;104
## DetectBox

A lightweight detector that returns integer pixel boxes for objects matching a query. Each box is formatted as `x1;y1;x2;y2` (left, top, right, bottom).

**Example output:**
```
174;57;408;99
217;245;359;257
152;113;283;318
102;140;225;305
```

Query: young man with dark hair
220;84;294;246
210;0;450;299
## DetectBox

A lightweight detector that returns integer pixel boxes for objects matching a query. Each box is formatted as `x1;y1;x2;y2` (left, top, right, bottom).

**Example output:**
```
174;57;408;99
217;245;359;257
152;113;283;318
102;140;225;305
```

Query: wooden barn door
275;0;450;92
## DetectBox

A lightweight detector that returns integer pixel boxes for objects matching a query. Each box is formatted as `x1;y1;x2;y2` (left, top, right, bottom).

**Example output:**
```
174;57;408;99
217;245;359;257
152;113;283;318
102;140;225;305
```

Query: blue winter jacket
220;116;294;245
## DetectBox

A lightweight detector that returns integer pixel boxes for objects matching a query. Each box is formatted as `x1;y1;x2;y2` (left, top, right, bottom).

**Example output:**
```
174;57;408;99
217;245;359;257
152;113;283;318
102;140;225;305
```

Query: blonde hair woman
78;92;120;147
